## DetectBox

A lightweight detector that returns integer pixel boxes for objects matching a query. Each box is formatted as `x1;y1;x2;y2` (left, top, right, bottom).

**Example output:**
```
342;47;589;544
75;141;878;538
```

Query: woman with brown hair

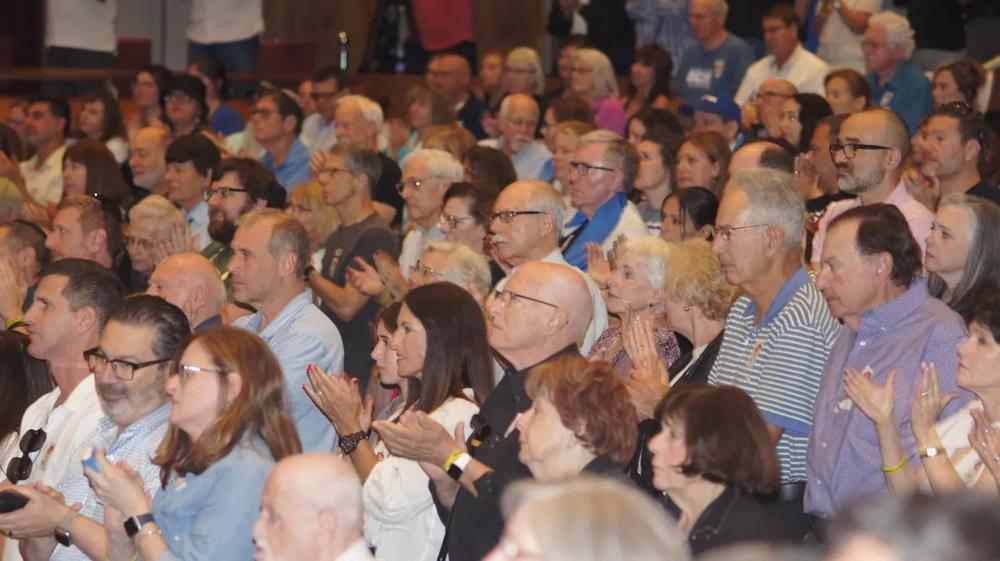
389;84;457;161
61;139;132;209
84;326;301;561
932;59;987;109
516;355;638;481
824;68;872;116
675;132;730;196
77;90;129;164
648;384;778;556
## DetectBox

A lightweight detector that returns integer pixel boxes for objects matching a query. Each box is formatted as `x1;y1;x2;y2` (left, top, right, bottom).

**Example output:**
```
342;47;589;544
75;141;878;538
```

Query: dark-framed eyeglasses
493;289;559;310
828;142;892;160
712;224;769;241
203;187;250;201
249;107;277;119
488;210;547;224
84;347;172;381
5;428;47;483
568;161;617;176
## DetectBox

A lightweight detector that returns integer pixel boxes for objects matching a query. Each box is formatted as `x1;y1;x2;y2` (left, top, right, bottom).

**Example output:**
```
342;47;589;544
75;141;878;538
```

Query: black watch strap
447;462;463;481
124;513;156;537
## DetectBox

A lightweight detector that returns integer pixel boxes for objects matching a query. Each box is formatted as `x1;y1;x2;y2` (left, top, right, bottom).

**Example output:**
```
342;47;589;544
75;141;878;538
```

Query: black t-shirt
441;345;580;561
319;213;398;387
965;179;1000;207
458;95;488;140
374;153;404;229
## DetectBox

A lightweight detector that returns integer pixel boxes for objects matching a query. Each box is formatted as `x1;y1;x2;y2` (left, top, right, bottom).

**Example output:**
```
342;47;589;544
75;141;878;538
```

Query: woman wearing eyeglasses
84;327;300;561
308;283;494;561
568;49;627;136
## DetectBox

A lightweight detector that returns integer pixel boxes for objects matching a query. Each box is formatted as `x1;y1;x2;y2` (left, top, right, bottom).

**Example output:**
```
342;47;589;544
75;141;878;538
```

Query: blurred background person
76;90;128;164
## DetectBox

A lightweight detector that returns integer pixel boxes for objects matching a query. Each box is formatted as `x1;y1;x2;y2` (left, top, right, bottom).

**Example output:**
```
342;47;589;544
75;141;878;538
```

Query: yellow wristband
442;448;465;471
880;457;907;474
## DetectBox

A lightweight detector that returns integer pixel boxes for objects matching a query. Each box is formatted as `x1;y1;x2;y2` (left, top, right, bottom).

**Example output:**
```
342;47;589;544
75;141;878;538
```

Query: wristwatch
338;431;368;455
124;513;156;538
54;512;79;547
447;452;472;481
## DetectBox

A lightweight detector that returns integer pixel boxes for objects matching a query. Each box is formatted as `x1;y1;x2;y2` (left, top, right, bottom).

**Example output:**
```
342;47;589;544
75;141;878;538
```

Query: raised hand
911;361;956;439
623;314;659;376
346;257;386;297
586;242;611;287
627;360;669;420
373;250;408;300
843;367;897;426
152;222;197;263
969;408;1000;488
303;364;364;434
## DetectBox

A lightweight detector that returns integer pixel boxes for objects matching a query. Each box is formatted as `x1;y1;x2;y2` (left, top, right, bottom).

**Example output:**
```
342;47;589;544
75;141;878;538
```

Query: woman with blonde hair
568;48;627;135
502;47;546;98
287;181;340;270
85;327;302;561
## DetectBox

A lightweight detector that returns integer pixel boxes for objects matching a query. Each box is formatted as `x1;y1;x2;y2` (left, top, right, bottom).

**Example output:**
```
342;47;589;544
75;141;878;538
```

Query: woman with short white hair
569;49;628;136
502;47;546;97
126;194;187;274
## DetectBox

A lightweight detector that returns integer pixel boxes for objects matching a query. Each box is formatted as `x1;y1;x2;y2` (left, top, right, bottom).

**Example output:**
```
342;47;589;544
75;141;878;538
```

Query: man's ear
963;137;981;166
75;305;98;335
86;228;109;257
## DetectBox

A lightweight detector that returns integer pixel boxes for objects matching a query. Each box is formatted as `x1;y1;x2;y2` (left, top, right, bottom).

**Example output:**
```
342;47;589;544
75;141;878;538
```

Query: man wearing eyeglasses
0;260;122;561
397;149;464;278
254;91;309;192
0;296;189;561
300;66;347;154
477;95;552;181
709;169;839;540
810;107;934;268
562;130;649;271
909;104;1000;207
372;261;592;561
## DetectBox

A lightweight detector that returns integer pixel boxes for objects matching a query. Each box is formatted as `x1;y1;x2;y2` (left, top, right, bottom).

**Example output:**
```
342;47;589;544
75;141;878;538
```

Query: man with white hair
146;252;226;331
409;240;492;305
124;194;187;277
709;169;839;532
491;180;607;354
128;127;171;197
311;94;404;227
398;148;463;276
253;453;373;561
863;11;931;133
673;0;755;103
478;94;552;181
562;130;649;271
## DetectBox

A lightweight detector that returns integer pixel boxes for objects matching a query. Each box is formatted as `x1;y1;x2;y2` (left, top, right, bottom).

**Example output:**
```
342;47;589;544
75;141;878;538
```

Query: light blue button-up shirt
153;441;274;561
261;138;311;191
232;290;344;452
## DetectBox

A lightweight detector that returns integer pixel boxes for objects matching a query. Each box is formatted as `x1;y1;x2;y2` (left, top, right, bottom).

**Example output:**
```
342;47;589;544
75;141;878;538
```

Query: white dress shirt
734;44;830;105
20;143;67;207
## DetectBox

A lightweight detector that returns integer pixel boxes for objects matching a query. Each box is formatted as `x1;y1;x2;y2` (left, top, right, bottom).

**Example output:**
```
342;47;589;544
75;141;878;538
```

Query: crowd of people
0;1;999;561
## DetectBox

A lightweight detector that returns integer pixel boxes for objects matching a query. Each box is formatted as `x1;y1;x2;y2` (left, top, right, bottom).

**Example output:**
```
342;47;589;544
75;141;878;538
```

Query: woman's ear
224;371;244;407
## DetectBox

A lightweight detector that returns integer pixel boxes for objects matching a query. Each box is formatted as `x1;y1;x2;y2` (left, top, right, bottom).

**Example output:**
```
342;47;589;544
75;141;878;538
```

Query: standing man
674;0;756;103
308;143;397;388
862;11;931;134
426;54;487;139
186;0;262;96
230;209;344;452
43;0;117;96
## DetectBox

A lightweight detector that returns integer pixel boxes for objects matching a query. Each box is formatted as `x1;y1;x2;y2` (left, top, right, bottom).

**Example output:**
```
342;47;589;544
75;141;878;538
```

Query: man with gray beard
0;296;190;561
809;107;933;268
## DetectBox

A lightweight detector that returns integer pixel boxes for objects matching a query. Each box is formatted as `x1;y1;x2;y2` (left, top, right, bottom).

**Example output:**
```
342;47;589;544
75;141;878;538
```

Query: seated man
407;240;492;306
146;253;227;331
478;94;552;181
7;95;71;207
124;194;187;278
128;127;171;198
373;261;593;561
45;196;133;290
164;134;221;251
253;453;374;561
0;259;123;561
806;204;972;519
709;169;839;532
398;149;463;276
728;138;796;174
4;295;189;561
562;130;649;271
255;90;310;191
689;94;744;151
230;209;344;453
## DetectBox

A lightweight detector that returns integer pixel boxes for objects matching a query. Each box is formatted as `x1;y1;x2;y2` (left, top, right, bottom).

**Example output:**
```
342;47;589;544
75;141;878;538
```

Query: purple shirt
592;96;627;136
804;277;974;517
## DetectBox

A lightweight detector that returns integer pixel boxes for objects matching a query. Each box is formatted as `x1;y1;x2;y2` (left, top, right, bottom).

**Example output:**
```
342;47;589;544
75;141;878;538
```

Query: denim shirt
233;290;345;452
152;441;275;561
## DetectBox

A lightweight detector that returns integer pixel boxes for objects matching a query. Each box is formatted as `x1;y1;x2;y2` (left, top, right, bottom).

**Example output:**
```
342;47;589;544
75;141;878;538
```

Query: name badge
685;68;713;90
880;91;894;107
713;59;726;79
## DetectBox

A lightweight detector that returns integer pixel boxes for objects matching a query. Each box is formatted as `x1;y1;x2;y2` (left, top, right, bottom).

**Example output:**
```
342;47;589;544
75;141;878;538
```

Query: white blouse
919;400;995;491
363;396;480;561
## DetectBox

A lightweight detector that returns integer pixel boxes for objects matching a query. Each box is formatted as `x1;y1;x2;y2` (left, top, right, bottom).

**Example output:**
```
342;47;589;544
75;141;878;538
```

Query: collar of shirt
185;200;210;226
855;276;930;340
744;266;811;328
96;403;172;449
769;43;805;73
869;59;917;91
25;143;68;175
263;137;310;172
243;289;313;338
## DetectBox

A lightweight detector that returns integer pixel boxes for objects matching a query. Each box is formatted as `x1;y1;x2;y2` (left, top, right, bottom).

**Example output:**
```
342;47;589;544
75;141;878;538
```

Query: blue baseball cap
682;95;741;123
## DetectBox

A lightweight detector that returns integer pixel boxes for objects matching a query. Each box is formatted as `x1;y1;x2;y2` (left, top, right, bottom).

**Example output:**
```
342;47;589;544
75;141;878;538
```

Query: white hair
128;194;187;237
869;11;916;60
573;48;619;98
336;94;384;129
501;477;690;561
505;47;546;96
498;94;540;121
724;169;805;251
621;236;673;294
424;240;491;298
401;148;464;183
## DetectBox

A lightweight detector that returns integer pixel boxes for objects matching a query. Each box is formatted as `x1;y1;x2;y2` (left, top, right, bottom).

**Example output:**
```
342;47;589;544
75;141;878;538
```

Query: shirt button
821;442;827;448
859;341;867;347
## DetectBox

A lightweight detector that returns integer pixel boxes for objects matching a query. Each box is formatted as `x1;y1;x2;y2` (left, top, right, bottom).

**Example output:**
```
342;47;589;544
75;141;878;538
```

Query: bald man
426;53;487;139
128;127;171;197
490;180;607;354
478;95;552;180
253;453;372;561
674;0;756;103
374;261;591;561
146;252;226;331
728;138;796;174
810;107;933;267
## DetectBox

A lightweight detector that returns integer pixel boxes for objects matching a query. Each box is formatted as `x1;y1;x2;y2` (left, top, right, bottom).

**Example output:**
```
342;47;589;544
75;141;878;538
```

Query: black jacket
664;485;775;557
